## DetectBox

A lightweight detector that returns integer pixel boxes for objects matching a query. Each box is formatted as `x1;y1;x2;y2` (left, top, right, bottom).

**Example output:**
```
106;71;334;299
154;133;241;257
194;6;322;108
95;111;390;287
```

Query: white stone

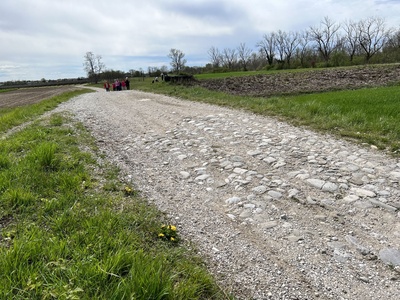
247;150;263;156
389;171;400;180
263;157;276;164
343;195;359;203
179;171;190;179
351;187;376;198
225;197;241;204
233;167;248;175
273;161;286;168
261;221;279;229
306;178;325;189
195;174;210;181
252;186;268;195
322;182;338;192
268;190;283;199
379;248;400;266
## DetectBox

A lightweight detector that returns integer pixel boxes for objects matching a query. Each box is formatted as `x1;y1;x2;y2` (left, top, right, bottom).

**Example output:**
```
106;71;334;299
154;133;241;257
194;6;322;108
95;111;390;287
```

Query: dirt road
54;88;399;299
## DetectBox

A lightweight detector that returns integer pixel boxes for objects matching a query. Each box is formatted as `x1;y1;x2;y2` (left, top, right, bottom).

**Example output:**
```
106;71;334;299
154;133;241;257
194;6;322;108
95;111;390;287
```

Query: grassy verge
130;77;400;156
0;97;230;299
0;89;17;93
0;89;93;133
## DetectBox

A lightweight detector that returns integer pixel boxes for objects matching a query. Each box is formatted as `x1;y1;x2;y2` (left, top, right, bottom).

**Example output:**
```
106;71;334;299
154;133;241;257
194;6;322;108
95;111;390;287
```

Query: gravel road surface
54;88;400;300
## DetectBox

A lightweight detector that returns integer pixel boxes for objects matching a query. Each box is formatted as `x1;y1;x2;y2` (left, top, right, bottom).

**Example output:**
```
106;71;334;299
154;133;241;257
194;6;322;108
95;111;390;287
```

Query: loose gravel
54;88;400;300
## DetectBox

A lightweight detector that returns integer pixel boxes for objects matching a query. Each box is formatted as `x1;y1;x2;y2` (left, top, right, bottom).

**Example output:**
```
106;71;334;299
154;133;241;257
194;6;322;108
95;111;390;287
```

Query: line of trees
83;49;187;83
207;16;400;72
82;16;400;83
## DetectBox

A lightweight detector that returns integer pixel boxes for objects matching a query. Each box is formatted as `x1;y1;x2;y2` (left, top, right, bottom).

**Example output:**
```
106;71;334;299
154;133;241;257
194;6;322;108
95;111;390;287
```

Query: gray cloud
1;0;399;81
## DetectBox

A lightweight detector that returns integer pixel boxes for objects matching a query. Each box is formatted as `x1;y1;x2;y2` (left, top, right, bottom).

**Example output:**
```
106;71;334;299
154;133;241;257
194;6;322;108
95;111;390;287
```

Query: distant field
0;86;82;109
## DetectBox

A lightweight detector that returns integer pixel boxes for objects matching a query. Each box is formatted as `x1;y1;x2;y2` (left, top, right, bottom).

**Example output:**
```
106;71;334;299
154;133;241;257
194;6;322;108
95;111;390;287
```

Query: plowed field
0;86;81;109
198;64;400;97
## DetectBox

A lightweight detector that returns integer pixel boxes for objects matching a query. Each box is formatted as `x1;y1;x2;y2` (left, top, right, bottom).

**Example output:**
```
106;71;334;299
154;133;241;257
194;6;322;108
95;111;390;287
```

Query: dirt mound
198;64;400;97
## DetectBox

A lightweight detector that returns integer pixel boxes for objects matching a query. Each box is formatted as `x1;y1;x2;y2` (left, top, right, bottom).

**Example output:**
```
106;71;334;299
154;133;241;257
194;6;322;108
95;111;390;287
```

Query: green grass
0;89;93;133
0;89;17;93
0;95;230;299
131;73;400;155
262;88;400;150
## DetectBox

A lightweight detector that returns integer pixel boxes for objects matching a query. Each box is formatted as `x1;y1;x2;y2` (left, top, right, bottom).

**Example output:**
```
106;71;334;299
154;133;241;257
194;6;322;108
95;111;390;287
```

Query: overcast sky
1;0;399;82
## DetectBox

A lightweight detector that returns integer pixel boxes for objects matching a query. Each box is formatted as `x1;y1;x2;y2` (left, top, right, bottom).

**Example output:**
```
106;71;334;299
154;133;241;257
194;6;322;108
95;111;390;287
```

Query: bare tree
384;28;400;60
275;30;286;64
309;16;342;63
297;30;311;67
276;30;301;66
283;31;301;66
248;52;260;70
358;17;393;63
168;49;187;73
237;43;252;71
387;28;400;49
160;65;169;74
83;51;105;83
256;32;276;66
208;46;222;68
343;20;361;62
148;66;159;77
221;48;237;70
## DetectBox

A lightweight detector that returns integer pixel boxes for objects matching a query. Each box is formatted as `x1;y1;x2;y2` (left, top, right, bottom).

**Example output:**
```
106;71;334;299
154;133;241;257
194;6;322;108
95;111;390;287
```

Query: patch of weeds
0;153;11;170
31;142;59;171
49;113;64;126
158;224;179;243
103;181;119;192
3;188;36;210
123;185;138;197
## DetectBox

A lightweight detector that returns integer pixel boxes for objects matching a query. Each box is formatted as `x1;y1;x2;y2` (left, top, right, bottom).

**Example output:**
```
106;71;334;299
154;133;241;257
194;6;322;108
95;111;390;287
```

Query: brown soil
0;86;82;109
198;64;400;97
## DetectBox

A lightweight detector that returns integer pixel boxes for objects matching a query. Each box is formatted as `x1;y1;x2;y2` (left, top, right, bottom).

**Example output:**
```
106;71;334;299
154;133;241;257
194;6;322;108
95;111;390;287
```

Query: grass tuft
3;188;36;209
32;142;59;171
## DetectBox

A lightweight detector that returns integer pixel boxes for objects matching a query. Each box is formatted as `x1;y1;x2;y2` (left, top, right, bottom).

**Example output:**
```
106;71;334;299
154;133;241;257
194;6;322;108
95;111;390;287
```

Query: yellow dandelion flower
158;233;165;237
169;225;177;231
170;237;175;241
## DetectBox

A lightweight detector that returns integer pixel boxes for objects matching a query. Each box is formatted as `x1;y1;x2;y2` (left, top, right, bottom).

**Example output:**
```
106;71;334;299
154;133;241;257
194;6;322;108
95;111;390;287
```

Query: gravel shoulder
55;88;400;300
